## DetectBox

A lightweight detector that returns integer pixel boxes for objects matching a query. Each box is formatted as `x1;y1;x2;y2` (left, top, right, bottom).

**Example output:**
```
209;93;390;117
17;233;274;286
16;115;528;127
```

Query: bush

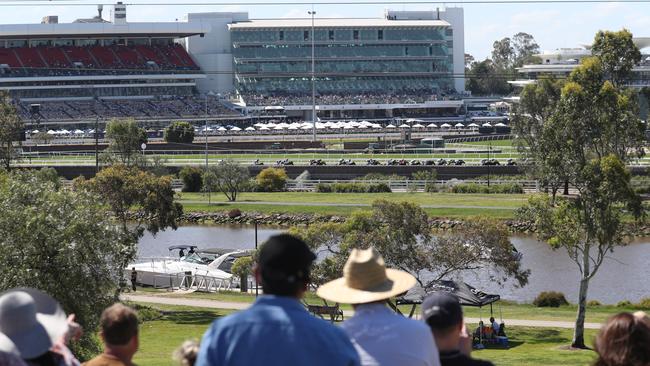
637;297;650;309
130;303;163;322
533;291;569;307
179;166;203;192
587;300;602;306
316;182;391;193
255;167;288;192
616;300;632;308
164;121;195;143
450;183;524;194
359;173;406;181
228;208;242;218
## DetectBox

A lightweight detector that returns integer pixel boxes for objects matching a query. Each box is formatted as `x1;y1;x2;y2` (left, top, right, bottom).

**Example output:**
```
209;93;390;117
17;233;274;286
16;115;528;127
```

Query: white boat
128;245;251;289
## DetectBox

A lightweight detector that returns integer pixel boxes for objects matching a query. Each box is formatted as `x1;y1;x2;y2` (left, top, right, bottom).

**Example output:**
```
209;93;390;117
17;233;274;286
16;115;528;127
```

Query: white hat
0;288;68;359
317;248;416;304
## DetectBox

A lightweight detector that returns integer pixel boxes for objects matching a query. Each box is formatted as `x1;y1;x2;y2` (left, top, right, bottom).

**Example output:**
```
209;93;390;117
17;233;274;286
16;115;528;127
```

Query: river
138;225;650;304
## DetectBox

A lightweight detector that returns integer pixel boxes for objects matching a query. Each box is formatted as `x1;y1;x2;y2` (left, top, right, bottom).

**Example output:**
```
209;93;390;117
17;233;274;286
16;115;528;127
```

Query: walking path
179;200;517;210
121;294;602;330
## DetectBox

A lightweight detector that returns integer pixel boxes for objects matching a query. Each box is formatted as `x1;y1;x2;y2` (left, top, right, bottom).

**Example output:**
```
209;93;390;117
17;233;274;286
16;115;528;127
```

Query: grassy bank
130;302;598;366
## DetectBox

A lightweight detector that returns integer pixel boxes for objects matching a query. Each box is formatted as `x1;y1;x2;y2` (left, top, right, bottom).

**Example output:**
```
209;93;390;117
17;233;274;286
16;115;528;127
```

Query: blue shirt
196;295;361;366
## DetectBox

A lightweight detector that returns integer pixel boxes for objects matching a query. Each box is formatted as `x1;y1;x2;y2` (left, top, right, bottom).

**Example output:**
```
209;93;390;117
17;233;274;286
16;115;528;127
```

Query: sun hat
421;291;464;329
0;288;69;359
316;247;416;304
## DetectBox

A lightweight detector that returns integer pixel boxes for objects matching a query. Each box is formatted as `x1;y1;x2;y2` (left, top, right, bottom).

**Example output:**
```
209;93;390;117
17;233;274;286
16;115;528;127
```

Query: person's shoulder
396;314;432;333
441;354;494;366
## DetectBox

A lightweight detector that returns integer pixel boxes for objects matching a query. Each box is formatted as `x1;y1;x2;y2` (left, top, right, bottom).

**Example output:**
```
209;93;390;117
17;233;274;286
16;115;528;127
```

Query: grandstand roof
0;22;210;40
228;18;450;29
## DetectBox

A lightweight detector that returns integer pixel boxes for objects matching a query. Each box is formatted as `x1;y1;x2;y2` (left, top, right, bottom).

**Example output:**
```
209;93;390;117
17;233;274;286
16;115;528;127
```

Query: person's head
131;267;135;271
489;317;495;323
594;312;650;366
99;303;139;359
256;234;316;298
422;292;464;351
173;339;199;366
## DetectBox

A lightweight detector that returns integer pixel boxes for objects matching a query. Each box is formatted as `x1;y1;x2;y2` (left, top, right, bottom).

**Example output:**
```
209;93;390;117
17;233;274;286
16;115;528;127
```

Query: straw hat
0;288;69;359
317;247;416;304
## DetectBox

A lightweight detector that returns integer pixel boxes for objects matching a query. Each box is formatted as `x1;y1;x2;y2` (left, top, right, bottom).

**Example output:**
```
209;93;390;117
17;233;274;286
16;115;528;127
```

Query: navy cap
258;234;316;282
422;291;463;329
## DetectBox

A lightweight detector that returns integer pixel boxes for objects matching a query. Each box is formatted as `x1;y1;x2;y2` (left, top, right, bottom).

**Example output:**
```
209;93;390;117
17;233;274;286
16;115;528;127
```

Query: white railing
286;179;540;192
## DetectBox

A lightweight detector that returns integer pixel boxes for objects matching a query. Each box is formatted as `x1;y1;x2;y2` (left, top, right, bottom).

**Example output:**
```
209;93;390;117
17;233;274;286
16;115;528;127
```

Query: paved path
179;200;518;210
121;294;602;330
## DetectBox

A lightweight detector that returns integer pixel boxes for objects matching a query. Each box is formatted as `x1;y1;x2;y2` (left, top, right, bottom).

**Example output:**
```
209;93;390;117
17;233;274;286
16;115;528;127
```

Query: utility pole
205;93;211;205
94;92;99;174
308;9;317;143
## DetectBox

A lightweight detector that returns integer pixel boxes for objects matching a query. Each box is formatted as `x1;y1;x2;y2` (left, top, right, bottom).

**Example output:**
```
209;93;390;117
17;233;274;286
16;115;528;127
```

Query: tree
104;118;148;166
466;59;511;96
464;53;475;69
255;167;288;192
513;29;646;349
80;165;183;269
203;160;250;202
491;37;514;70
0;91;23;171
179;166;203;192
231;256;253;293
512;32;541;67
0;169;131;359
164;121;195;144
290;200;529;289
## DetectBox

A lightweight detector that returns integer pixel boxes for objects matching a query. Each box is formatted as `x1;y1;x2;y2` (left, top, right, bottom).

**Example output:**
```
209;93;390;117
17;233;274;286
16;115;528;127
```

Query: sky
0;0;649;59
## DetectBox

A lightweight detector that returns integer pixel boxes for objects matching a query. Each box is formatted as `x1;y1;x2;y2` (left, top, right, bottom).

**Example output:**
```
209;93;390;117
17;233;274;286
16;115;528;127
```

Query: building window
445;28;453;36
329;30;334;40
279;31;284;40
304;30;309;41
432;62;436;71
405;46;409;56
429;46;433;56
378;30;383;40
353;30;359;40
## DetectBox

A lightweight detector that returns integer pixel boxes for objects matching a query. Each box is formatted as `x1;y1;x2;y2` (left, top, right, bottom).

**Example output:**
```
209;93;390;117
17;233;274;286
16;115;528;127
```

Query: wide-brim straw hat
0;288;68;359
317;247;416;304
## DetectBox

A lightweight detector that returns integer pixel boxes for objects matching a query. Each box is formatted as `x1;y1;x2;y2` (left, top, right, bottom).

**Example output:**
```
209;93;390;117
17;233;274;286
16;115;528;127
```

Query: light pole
308;9;317;142
205;91;214;204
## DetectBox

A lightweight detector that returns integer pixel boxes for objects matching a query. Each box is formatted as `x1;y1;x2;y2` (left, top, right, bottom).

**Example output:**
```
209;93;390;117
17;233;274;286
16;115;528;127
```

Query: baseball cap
422;291;463;329
258;234;316;283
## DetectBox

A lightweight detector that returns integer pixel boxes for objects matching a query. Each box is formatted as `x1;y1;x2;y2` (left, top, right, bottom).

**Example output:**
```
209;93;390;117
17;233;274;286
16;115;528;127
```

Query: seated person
498;322;506;337
490;317;500;335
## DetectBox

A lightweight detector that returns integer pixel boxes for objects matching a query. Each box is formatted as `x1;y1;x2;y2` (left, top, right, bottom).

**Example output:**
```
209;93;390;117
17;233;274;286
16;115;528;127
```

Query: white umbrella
398;124;410;128
468;123;480;128
386;124;396;128
47;130;56;135
301;125;313;130
454;123;465;128
274;125;285;130
495;122;507;127
412;124;425;128
217;127;227;132
253;123;266;127
266;123;277;128
440;123;452;128
426;123;438;128
372;124;383;129
31;130;40;134
231;126;242;131
343;125;355;129
74;129;84;135
60;129;70;135
288;125;299;130
316;123;327;129
482;123;493;127
245;126;256;131
259;126;270;130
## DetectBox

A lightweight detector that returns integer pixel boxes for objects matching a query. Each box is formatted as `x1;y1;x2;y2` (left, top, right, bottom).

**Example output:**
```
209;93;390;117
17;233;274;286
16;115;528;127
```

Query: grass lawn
130;301;599;366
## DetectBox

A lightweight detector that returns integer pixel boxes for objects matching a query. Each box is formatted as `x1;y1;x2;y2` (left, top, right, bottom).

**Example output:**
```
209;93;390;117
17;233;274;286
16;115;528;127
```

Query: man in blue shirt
196;234;360;366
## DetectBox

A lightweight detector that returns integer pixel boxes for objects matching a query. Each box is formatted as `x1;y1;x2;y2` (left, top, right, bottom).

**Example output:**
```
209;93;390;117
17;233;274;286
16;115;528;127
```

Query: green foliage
638;297;650;309
231;257;253;278
104;118;148;166
255;167;288;192
591;29;641;86
179;166;203;192
290;200;529;288
587;300;602;306
0;170;132;358
451;183;523;194
203;160;250;202
315;182;391;193
34;167;61;189
412;170;438;192
533;292;569;307
466;59;511;96
359;173;407;181
0;91;23;170
616;300;632;308
130;303;164;322
164;121;195;143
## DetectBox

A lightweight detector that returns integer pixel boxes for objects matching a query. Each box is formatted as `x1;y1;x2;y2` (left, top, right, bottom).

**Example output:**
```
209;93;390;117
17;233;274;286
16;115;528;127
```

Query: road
121;294;602;330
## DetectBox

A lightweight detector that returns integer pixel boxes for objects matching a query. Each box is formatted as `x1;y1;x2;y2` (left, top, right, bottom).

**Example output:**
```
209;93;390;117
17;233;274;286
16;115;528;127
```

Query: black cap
258;234;316;282
422;292;463;329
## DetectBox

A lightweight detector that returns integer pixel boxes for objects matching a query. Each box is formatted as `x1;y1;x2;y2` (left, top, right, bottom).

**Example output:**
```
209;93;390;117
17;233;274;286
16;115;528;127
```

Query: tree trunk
240;275;248;293
563;180;569;195
572;277;589;348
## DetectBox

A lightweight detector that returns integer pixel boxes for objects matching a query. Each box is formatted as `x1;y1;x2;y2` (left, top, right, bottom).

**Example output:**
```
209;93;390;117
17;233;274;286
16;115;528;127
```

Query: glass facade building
229;19;455;97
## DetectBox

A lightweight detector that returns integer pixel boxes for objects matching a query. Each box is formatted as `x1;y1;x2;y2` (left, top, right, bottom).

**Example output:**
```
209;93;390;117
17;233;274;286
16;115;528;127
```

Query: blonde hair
173;339;200;366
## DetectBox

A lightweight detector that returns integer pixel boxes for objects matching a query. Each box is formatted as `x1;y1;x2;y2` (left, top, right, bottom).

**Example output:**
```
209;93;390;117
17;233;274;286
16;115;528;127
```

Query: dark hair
100;303;139;346
258;234;314;297
594;312;650;366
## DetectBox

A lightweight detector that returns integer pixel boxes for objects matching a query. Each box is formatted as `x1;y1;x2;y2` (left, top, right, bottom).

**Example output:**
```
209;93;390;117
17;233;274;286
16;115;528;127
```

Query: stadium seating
0;49;21;68
62;46;96;67
14;47;46;68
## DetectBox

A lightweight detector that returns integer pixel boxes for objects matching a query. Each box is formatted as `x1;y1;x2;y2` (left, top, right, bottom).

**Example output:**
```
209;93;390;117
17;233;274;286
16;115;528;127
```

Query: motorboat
128;245;253;289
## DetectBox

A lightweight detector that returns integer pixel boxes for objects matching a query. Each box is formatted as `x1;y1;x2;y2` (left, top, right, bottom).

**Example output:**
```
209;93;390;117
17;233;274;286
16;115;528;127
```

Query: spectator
422;292;494;366
173;340;199;366
84;303;139;366
196;234;360;366
0;288;80;366
130;268;137;292
489;317;500;335
594;312;650;366
317;247;440;366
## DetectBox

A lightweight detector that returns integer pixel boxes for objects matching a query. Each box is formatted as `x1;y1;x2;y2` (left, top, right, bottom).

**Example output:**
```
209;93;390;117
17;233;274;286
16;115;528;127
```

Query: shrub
587;300;602;306
616;300;632;308
637;297;650;309
179;166;203;192
130;303;163;322
255;167;288;192
316;182;391;193
450;183;523;194
164;121;195;143
228;208;242;218
533;291;569;307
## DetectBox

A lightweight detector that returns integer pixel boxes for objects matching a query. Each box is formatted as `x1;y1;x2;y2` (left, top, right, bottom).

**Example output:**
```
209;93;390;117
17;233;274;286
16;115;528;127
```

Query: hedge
316;182;391;193
450;183;524;194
